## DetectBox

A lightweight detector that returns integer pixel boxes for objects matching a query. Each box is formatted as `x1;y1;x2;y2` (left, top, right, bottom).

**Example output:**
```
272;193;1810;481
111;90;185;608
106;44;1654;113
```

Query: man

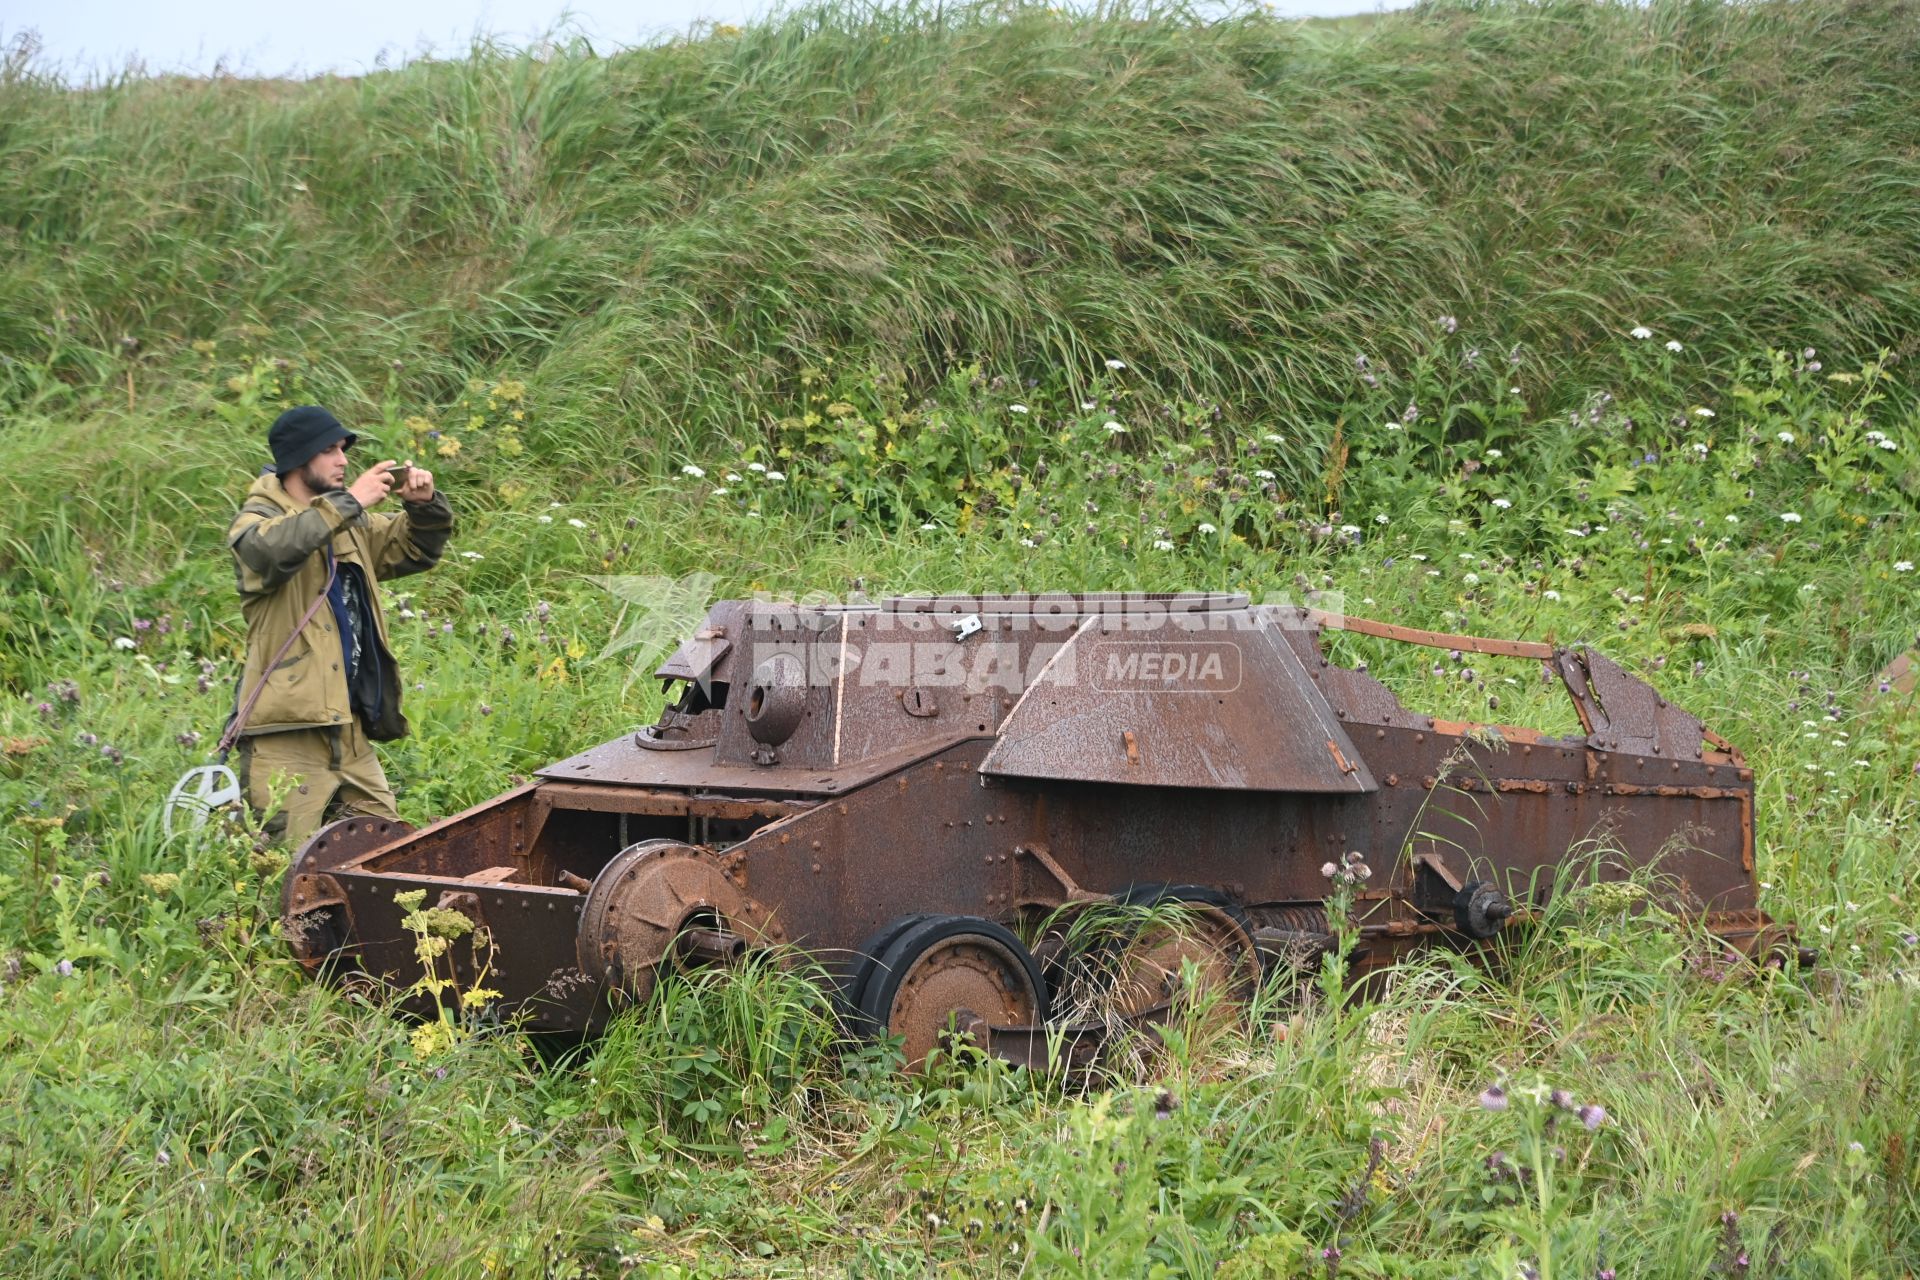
225;404;454;845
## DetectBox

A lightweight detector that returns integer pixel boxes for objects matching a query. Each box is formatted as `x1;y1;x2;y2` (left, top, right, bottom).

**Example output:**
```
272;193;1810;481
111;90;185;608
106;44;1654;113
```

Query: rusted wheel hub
576;839;783;1001
859;915;1047;1070
1108;903;1260;1016
1042;887;1260;1025
281;814;414;977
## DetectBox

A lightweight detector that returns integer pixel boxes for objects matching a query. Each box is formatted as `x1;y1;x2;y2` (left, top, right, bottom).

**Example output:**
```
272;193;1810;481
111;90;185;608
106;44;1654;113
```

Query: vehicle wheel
282;815;414;980
857;915;1048;1070
839;913;934;1036
1104;884;1260;1017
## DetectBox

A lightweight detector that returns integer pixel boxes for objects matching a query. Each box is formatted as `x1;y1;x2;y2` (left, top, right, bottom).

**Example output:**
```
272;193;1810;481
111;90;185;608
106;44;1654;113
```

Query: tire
857;914;1049;1066
839;913;935;1036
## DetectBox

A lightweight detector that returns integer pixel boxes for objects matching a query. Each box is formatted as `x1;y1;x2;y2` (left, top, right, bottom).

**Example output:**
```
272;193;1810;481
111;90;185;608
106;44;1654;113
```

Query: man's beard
297;460;342;494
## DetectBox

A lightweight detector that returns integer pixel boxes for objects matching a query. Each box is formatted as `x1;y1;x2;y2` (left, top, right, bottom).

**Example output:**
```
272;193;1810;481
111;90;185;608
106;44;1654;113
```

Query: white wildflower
1009;404;1029;414
1665;340;1684;353
1629;326;1653;340
712;488;728;497
1255;469;1275;480
1780;512;1802;524
1543;590;1561;601
1019;538;1036;548
1339;524;1361;536
1153;539;1174;551
1693;408;1715;418
460;551;484;560
1878;439;1898;451
725;473;741;483
1491;497;1512;510
1080;400;1097;411
567;518;587;529
1777;431;1794;444
1725;514;1739;524
537;514;553;523
1264;433;1283;444
113;636;136;650
1894;560;1913;572
1374;513;1389;525
1105;359;1127;370
748;461;767;472
1509;386;1522;396
920;522;937;531
1197;523;1217;535
1104;421;1126;435
766;471;786;482
1485;448;1503;459
681;464;706;479
1463;572;1481;585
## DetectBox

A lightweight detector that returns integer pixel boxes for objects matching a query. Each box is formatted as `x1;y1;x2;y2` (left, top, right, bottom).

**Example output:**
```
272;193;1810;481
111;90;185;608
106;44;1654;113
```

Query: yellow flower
437;437;462;458
498;433;523;457
409;1020;455;1060
191;339;216;356
511;409;524;422
404;415;434;435
141;872;182;895
466;414;484;430
225;376;248;394
492;380;526;402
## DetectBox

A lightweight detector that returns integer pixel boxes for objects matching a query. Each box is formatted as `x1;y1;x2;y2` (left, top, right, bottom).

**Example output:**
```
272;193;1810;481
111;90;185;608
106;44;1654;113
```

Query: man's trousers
237;719;400;847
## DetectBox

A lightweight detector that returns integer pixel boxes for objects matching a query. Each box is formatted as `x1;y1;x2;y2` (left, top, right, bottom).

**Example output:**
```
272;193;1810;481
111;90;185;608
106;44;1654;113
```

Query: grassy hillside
1;1;1919;1276
4;0;1920;445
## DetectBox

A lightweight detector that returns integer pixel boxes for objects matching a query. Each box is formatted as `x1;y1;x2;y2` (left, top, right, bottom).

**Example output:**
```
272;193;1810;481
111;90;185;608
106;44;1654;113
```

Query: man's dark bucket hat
269;405;358;475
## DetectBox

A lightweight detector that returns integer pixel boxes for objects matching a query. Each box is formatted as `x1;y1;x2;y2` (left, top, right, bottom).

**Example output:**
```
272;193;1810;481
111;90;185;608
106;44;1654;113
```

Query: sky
5;0;1403;81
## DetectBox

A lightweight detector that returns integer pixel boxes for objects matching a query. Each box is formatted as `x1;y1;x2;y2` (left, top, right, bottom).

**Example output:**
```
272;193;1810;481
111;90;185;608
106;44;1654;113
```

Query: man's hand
347;460;398;510
395;462;436;504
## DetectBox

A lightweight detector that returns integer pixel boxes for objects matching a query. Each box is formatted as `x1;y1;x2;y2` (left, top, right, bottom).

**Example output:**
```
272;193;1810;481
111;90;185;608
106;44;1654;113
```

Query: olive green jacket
226;472;454;741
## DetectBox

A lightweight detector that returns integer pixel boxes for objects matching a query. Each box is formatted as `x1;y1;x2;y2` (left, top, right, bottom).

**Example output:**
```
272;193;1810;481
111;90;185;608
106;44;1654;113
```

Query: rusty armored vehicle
282;593;1777;1067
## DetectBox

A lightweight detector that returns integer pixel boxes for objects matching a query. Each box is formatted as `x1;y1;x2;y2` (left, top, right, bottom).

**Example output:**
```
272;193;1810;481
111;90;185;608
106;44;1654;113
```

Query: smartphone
386;462;413;490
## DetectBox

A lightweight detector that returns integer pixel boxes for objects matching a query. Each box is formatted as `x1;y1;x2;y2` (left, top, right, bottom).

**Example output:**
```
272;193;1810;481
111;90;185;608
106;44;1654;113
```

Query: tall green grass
4;0;1919;452
2;2;1919;1275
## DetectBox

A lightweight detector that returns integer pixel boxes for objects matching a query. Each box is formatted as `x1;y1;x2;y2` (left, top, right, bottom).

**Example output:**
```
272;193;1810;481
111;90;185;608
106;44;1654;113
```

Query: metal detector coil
163;764;242;837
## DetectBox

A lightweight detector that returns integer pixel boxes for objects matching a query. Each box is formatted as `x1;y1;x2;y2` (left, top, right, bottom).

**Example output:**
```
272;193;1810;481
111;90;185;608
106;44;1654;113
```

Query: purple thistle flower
1549;1088;1573;1110
35;701;53;717
1479;1084;1509;1112
1578;1103;1607;1131
55;959;73;977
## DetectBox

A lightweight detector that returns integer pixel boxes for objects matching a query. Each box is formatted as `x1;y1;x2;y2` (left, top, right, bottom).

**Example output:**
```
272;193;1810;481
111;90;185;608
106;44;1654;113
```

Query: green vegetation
2;0;1918;1274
